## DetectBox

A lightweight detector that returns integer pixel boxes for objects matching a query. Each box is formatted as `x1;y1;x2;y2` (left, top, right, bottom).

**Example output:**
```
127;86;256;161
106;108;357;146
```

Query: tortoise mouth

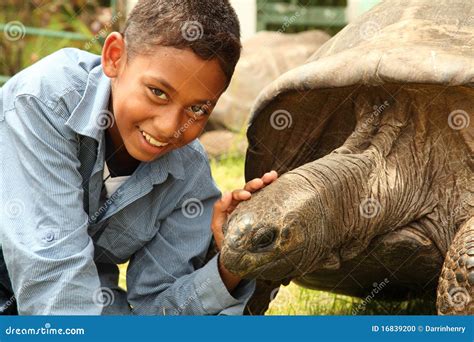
221;245;305;280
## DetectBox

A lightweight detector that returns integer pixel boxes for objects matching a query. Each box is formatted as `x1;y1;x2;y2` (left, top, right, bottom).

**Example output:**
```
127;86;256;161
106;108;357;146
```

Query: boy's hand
211;170;278;251
211;170;278;292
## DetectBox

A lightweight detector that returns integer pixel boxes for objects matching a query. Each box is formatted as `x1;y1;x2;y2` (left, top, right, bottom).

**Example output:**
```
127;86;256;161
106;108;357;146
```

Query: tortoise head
221;174;325;280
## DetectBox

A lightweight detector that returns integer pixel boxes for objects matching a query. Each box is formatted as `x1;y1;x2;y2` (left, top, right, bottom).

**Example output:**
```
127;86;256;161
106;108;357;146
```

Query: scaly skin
437;217;474;314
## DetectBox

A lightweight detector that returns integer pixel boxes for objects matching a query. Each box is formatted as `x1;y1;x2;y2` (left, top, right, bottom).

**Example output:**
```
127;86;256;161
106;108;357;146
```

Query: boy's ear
101;32;126;78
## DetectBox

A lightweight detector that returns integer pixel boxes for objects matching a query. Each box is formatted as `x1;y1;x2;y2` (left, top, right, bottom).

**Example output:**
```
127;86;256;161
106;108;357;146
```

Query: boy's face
102;33;227;163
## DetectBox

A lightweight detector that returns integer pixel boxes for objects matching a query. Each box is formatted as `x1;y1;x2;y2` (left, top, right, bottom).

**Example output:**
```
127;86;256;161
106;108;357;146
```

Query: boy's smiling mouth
137;127;173;157
139;129;170;148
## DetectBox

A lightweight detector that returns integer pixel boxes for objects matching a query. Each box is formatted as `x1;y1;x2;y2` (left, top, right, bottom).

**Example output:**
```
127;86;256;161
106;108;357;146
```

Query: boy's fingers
211;193;232;250
232;189;251;201
243;171;279;193
213;192;232;213
243;178;264;192
212;192;232;228
262;170;278;184
223;190;250;213
224;171;280;215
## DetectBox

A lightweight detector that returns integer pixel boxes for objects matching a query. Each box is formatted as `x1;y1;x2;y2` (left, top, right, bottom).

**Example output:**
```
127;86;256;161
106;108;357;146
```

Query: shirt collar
65;64;110;143
65;64;185;182
148;148;185;183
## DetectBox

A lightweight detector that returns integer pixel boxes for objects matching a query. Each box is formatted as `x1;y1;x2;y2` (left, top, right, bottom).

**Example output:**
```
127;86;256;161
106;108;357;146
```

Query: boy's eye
150;87;168;100
190;105;207;117
189;102;212;118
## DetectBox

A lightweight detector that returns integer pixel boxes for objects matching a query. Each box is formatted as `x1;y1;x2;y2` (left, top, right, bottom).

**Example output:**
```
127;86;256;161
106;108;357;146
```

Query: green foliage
0;0;113;78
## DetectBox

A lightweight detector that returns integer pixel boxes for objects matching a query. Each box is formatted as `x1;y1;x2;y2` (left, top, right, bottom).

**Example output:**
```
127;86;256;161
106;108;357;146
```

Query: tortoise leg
437;217;474;314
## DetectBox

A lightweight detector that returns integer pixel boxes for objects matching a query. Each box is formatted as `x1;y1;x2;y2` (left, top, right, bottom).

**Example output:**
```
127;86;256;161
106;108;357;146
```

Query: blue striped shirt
0;48;255;315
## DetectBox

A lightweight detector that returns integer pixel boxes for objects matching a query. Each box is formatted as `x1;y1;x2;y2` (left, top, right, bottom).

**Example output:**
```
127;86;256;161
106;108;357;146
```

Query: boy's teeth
141;131;169;147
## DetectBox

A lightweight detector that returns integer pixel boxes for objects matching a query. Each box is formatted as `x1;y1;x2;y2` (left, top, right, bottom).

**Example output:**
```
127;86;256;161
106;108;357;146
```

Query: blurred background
1;0;435;314
1;0;385;85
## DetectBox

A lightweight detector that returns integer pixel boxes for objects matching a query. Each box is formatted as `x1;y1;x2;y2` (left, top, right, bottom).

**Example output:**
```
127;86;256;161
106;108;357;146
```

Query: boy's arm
125;192;256;315
0;95;102;314
211;171;279;292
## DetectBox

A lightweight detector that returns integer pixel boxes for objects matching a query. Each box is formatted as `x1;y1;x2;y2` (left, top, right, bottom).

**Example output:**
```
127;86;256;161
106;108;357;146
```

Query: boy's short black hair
123;0;241;87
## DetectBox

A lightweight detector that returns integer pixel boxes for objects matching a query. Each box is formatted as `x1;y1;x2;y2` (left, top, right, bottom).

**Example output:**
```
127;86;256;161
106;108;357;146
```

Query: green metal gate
257;0;347;34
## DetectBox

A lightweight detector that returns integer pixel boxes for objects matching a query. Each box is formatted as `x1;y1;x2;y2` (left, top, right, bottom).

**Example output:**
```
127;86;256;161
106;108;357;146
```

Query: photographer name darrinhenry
424;326;466;334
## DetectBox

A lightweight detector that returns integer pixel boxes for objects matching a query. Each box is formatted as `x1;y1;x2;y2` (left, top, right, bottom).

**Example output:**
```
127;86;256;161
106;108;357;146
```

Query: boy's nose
153;107;183;140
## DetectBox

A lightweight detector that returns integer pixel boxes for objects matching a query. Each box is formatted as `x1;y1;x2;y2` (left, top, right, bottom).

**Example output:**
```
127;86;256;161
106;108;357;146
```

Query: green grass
265;283;435;315
209;155;246;192
118;154;434;315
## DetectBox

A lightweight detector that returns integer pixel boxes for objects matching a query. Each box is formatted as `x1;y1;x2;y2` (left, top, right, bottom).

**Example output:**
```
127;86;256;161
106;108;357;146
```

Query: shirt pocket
94;215;159;263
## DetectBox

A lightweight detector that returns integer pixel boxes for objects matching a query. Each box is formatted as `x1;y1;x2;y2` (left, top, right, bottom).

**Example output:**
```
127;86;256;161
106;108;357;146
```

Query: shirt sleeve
0;95;102;314
125;173;256;315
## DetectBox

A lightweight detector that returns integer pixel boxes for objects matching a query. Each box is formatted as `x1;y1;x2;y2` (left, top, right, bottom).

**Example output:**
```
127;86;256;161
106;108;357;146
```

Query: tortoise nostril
253;228;277;250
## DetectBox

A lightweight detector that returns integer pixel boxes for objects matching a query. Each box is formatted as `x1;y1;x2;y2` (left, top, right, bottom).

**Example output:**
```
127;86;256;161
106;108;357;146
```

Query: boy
0;0;277;315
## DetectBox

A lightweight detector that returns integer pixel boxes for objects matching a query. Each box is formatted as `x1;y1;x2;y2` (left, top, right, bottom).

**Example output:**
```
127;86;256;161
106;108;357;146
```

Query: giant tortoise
220;0;474;315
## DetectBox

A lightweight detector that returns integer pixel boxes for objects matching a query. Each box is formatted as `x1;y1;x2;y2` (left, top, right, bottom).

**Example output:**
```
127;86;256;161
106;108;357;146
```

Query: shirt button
45;232;55;242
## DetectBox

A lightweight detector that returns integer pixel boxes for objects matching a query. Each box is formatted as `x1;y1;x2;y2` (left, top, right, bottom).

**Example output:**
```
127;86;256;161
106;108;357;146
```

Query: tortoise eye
252;228;277;250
